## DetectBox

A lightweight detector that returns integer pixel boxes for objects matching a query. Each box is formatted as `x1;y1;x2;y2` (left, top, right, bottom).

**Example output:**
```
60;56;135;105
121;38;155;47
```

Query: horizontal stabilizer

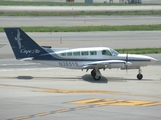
19;57;34;61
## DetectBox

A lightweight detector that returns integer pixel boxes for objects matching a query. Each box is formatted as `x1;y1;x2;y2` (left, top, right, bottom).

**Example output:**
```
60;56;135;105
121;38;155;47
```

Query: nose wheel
137;68;143;80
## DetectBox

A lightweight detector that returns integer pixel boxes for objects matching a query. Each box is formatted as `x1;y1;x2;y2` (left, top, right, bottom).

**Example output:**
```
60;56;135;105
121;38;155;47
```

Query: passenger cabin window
60;53;66;56
67;52;72;56
81;51;88;56
102;50;111;56
90;51;97;55
73;52;80;56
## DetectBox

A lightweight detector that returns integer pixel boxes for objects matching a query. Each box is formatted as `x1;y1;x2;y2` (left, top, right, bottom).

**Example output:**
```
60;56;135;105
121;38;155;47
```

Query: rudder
4;28;52;60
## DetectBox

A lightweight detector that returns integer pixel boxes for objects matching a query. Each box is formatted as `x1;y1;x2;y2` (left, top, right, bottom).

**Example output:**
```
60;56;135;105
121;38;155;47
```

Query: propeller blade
126;53;128;73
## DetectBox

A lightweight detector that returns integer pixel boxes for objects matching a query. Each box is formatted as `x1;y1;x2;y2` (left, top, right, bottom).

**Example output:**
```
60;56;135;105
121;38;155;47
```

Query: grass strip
0;1;160;6
1;10;161;16
1;25;161;32
116;48;161;54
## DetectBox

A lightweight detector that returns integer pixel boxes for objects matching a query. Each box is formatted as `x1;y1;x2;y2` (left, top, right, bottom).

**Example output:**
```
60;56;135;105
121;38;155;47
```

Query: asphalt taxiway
1;31;161;59
1;5;161;12
0;36;161;119
0;59;161;120
1;16;161;27
1;7;161;119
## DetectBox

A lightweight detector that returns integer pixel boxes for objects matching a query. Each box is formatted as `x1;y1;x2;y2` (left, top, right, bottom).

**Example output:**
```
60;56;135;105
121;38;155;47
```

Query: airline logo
20;49;41;55
14;29;22;49
14;29;41;54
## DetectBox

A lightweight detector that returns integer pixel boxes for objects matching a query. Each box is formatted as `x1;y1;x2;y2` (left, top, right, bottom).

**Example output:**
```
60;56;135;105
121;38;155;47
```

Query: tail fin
4;28;52;60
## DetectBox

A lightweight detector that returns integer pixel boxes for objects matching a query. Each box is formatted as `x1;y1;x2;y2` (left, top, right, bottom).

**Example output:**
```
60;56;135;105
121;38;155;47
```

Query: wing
81;60;132;69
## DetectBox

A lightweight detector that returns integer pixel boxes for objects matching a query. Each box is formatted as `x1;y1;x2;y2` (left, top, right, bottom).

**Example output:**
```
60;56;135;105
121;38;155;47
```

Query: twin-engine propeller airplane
4;28;157;80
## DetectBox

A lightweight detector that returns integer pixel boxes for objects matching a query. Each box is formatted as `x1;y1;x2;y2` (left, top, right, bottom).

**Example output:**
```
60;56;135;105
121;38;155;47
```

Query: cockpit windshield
102;49;111;56
110;48;119;56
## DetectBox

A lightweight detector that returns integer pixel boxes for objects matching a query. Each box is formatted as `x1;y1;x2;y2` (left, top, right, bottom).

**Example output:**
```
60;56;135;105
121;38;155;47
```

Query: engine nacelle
108;63;125;68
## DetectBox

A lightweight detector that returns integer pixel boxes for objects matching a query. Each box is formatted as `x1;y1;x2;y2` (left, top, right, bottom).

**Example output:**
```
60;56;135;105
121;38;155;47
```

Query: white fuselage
33;47;157;70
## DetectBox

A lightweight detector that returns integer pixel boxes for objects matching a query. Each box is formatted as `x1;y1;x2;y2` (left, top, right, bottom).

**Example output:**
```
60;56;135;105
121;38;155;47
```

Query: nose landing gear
137;68;143;80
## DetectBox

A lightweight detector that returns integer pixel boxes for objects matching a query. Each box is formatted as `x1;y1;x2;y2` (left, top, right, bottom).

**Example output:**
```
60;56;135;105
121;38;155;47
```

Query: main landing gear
137;68;143;80
90;68;143;80
91;69;101;80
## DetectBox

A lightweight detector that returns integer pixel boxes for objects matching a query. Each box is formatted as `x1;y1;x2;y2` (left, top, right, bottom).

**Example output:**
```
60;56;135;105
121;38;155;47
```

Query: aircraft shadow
17;76;33;80
104;76;153;82
82;74;108;83
16;75;108;83
16;76;84;81
82;75;153;83
5;75;152;82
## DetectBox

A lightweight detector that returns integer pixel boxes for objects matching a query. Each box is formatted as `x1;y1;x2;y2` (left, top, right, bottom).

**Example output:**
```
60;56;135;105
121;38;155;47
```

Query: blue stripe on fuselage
33;55;151;62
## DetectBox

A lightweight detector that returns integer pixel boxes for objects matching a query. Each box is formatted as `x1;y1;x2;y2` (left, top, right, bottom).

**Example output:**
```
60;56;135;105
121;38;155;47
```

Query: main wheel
137;74;143;80
91;70;96;77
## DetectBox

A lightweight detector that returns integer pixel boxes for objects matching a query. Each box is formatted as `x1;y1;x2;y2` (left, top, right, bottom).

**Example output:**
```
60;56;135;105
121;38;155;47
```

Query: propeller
125;53;128;73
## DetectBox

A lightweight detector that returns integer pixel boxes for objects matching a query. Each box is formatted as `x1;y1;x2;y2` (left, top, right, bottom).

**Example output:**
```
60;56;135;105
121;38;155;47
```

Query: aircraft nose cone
150;57;157;64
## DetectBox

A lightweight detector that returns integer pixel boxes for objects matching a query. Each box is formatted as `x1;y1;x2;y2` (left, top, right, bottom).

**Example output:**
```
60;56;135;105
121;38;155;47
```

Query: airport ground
1;16;161;27
0;58;161;120
0;31;161;119
0;4;161;120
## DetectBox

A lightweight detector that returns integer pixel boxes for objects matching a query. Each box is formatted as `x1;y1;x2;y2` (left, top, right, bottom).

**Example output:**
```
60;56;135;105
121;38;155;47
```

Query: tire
93;76;101;81
137;74;143;80
91;70;96;77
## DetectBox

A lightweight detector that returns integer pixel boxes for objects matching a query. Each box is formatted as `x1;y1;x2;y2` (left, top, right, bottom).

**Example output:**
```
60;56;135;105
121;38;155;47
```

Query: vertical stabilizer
4;28;52;60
